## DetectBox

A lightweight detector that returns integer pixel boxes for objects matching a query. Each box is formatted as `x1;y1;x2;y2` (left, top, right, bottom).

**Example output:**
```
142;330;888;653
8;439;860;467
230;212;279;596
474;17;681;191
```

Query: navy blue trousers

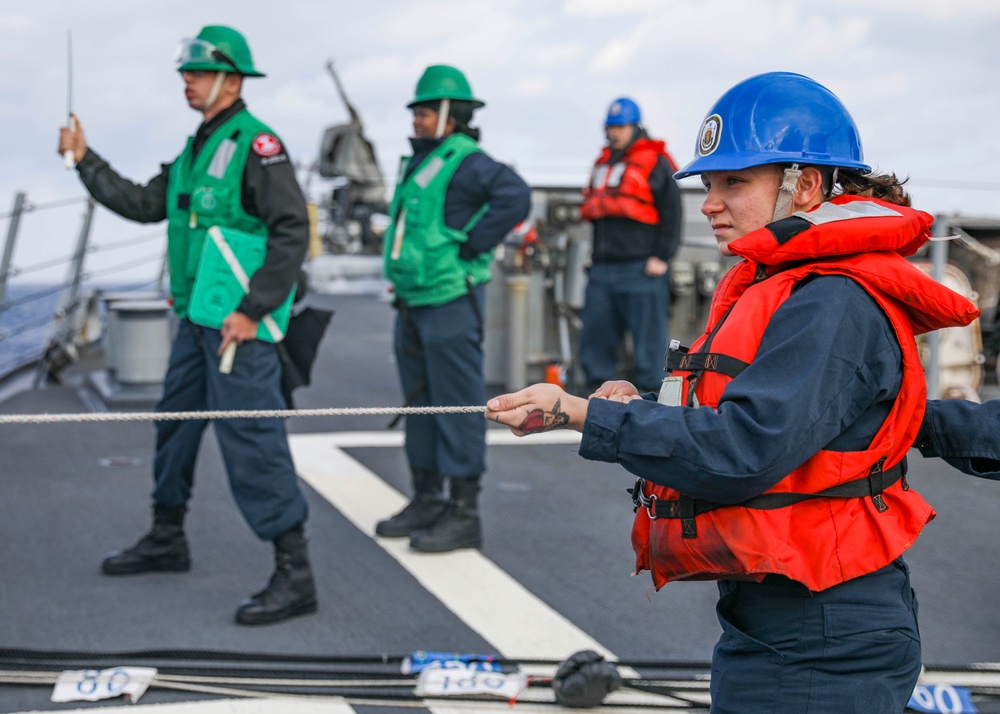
152;319;308;541
394;288;486;479
710;559;921;713
579;260;669;391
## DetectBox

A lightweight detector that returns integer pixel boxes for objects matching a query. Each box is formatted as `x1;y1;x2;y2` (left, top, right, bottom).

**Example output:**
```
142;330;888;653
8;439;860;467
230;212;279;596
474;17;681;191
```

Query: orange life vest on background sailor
581;135;678;224
577;97;683;392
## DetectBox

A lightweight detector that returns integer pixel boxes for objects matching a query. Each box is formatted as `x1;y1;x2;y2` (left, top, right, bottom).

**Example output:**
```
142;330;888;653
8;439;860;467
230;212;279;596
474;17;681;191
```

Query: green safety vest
165;109;272;318
384;133;493;307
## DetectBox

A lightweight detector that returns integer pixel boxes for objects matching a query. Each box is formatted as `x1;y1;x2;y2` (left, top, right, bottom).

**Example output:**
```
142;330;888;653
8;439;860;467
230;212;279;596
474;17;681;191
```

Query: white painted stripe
12;695;356;713
427;690;707;714
310;429;582;449
288;434;605;671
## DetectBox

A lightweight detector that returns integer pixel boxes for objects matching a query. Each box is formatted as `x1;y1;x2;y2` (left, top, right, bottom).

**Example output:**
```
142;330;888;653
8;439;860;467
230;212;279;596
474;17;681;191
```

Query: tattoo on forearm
517;398;570;434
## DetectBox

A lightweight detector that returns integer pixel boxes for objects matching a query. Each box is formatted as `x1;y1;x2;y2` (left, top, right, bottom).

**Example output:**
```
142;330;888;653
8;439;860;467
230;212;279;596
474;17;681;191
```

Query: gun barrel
325;60;361;125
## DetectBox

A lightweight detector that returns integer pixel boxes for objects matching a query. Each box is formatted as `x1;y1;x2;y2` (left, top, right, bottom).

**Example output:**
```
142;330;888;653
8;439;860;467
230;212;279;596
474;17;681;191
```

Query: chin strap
771;163;802;222
827;167;839;199
205;71;226;111
434;98;450;138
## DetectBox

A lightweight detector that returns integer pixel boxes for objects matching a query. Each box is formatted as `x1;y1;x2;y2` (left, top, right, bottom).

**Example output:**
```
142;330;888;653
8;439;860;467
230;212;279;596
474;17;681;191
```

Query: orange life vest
581;137;678;225
631;196;981;592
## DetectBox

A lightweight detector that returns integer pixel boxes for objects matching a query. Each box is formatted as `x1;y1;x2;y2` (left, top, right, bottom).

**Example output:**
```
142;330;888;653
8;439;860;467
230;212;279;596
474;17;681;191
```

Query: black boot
375;469;448;537
235;526;317;626
101;504;190;575
410;477;483;553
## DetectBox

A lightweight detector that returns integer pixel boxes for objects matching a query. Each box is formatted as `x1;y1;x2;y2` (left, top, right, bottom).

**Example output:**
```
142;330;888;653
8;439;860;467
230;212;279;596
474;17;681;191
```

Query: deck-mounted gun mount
317;61;389;254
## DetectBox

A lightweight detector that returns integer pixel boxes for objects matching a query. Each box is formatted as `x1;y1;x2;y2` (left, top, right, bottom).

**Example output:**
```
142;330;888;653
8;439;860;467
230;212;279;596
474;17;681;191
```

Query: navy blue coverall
580;274;1000;713
580;142;682;392
75;99;309;541
395;136;530;480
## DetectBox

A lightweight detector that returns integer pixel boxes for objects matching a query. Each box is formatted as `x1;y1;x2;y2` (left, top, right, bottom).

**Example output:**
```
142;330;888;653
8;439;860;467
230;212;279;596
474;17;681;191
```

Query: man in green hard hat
57;25;316;626
376;65;531;552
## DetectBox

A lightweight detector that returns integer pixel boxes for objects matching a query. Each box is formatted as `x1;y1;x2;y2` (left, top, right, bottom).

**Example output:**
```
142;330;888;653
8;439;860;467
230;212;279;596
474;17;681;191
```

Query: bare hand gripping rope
0;405;486;426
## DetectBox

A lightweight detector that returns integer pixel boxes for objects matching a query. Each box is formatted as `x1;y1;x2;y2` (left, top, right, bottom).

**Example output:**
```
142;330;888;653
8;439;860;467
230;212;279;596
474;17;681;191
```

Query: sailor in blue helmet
486;72;1000;713
579;97;682;393
58;26;316;626
376;65;531;553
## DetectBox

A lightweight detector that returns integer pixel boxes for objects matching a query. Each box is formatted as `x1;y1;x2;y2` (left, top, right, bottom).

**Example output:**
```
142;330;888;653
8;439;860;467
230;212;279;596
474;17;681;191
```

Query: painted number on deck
907;684;976;714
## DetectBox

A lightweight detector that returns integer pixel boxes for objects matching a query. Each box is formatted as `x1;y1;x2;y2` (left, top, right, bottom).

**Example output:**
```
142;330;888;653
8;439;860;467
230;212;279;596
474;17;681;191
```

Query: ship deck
2;294;1000;712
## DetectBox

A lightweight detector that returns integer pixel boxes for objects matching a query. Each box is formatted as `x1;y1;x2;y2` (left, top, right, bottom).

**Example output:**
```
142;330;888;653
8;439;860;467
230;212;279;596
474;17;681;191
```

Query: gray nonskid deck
2;295;1000;712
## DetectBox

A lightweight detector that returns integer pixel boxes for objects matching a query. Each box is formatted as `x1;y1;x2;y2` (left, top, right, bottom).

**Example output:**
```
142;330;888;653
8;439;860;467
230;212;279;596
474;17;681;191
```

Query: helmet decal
699;114;722;157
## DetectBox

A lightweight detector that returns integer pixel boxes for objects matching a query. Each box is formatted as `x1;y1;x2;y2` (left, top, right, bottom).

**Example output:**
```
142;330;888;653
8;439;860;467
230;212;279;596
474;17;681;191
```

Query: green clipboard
187;226;295;343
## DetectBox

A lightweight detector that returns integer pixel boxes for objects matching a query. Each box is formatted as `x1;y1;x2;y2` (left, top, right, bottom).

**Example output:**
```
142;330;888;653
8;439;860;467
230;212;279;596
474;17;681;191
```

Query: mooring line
0;405;486;426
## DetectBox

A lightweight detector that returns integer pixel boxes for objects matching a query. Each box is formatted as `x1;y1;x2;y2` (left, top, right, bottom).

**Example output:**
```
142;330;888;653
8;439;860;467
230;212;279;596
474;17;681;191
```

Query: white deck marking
12;695;357;713
289;435;683;708
288;432;604;669
14;431;670;714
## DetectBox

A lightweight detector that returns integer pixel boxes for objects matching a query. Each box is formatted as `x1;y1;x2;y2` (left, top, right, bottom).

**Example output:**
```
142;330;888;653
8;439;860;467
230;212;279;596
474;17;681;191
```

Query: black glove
551;649;622;708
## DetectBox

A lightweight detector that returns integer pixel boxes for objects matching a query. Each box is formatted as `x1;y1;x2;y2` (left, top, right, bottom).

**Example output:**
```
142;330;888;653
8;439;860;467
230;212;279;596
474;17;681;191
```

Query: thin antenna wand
63;30;76;169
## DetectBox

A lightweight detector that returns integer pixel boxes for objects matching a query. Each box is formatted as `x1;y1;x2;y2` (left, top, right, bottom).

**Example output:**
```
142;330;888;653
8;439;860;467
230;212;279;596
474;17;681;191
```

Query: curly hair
835;168;911;207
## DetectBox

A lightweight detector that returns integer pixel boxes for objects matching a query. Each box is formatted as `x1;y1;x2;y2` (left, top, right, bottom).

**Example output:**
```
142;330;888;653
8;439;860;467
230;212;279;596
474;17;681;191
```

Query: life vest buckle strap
868;456;891;512
663;341;688;372
637;457;909;533
665;350;749;378
679;495;697;538
628;477;652;513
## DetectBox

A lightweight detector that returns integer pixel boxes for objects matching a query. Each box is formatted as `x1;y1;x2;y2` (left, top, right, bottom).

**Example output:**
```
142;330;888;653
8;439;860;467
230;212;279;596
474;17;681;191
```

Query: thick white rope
0;405;486;426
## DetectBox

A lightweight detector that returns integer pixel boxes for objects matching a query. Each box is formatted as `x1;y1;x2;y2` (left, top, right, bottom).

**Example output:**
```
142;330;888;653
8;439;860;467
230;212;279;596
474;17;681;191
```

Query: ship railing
0;190;167;385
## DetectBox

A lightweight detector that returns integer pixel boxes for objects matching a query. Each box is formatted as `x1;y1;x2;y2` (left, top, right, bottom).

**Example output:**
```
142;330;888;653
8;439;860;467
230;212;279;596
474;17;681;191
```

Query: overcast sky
2;0;1000;279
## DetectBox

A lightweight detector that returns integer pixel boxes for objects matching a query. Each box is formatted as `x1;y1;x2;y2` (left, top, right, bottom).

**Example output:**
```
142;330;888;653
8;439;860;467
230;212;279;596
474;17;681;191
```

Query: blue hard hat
674;72;871;179
605;97;641;126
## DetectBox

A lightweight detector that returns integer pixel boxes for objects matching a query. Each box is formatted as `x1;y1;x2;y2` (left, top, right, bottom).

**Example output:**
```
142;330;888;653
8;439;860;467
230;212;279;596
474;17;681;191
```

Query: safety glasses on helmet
175;38;237;72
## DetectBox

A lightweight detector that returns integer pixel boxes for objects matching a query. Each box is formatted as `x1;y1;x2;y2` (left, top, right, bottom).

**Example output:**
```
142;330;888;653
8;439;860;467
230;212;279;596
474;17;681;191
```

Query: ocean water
0;284;61;378
0;282;160;379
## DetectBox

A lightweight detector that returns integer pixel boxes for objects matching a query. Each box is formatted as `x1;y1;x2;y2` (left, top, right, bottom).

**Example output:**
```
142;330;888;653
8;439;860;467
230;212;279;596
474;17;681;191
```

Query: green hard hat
177;25;265;77
407;65;484;109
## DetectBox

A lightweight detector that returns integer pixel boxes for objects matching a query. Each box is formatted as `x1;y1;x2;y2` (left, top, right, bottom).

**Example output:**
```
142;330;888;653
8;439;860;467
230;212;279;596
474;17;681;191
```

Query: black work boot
410;477;483;553
101;504;190;575
375;469;448;537
235;526;317;626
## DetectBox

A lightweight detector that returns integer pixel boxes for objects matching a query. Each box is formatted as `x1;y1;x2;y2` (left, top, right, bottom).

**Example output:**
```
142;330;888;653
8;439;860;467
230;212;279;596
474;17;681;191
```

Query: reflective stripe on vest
580;137;675;225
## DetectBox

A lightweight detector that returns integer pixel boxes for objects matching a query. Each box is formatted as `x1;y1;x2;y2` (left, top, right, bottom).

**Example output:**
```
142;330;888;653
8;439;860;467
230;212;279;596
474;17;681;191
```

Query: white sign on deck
415;663;527;699
51;666;157;704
